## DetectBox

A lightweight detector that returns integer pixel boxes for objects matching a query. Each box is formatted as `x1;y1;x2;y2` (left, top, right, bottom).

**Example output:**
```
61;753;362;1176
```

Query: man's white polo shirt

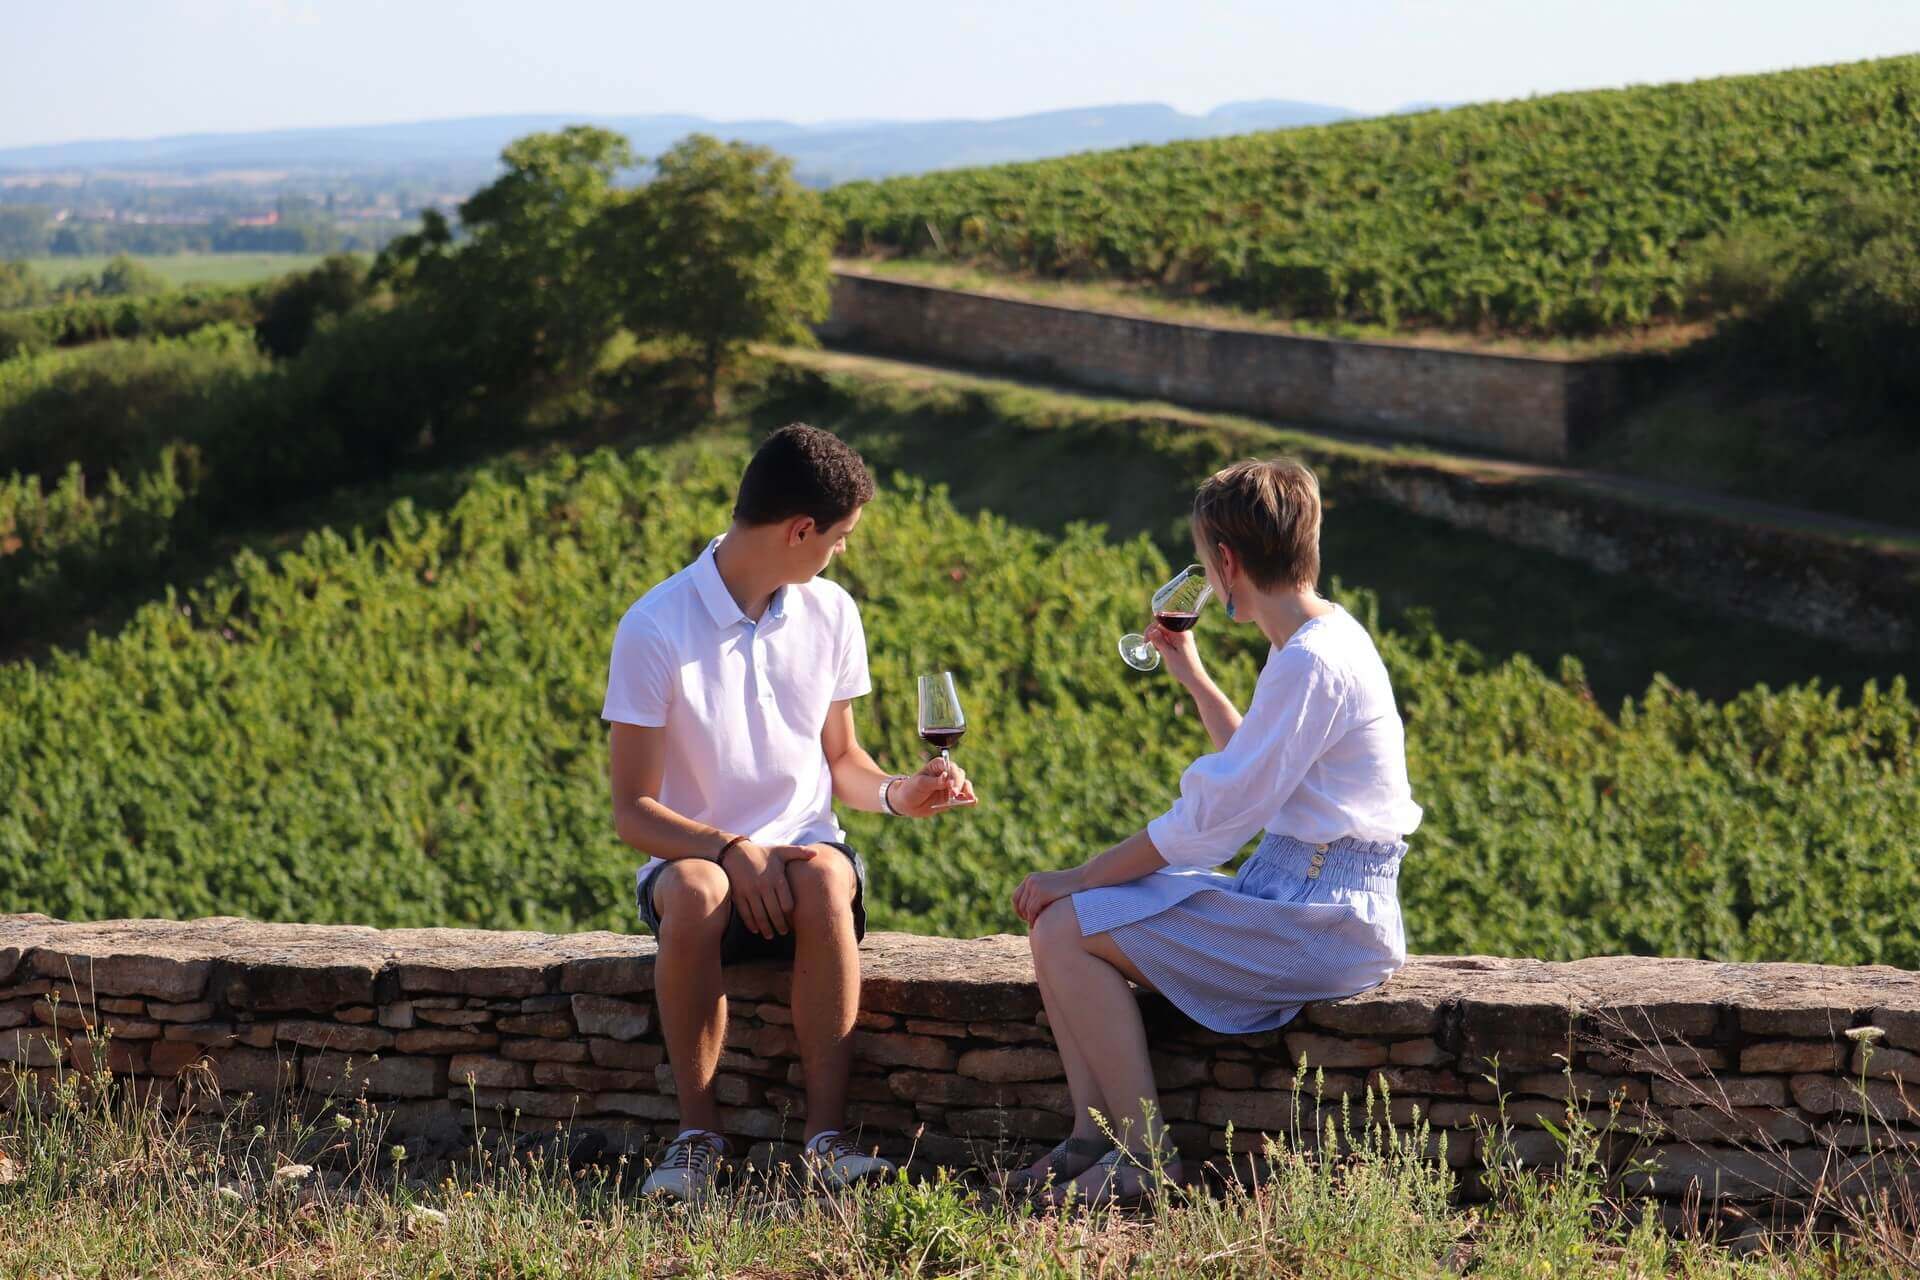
600;536;871;876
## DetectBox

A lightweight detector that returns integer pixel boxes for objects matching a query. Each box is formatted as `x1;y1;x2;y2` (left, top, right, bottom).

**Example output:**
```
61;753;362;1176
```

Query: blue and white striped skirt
1070;833;1408;1035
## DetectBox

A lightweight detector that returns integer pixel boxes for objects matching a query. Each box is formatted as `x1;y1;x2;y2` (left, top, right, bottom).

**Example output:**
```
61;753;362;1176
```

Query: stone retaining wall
820;272;1629;463
4;914;1916;1214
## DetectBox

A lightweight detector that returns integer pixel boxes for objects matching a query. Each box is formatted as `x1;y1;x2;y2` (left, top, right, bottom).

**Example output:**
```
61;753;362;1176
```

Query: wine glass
917;671;966;809
1118;564;1213;671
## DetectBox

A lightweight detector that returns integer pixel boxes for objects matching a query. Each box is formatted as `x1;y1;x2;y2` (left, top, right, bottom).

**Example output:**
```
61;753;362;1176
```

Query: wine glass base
1118;633;1161;672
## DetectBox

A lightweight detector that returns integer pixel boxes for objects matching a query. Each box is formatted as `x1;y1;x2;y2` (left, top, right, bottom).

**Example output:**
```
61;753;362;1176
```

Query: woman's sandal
996;1135;1113;1201
1043;1146;1185;1211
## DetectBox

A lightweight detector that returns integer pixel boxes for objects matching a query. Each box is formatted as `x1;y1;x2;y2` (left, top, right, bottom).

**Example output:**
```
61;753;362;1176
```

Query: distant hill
0;101;1360;185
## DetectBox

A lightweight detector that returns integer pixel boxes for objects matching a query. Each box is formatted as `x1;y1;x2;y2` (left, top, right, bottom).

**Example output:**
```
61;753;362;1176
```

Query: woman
1008;457;1422;1207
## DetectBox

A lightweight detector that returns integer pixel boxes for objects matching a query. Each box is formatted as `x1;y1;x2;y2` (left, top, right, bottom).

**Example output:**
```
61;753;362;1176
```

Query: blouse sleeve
1145;645;1351;868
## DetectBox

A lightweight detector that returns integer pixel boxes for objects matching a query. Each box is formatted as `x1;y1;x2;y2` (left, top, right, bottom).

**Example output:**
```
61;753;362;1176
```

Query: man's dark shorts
635;843;868;965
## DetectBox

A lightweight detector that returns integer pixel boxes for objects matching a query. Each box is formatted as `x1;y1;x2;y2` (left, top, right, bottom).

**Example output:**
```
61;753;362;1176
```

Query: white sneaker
803;1130;894;1189
642;1130;729;1202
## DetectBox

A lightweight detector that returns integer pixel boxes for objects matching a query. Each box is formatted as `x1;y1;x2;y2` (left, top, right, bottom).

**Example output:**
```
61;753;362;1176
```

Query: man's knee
652;859;731;941
788;851;856;922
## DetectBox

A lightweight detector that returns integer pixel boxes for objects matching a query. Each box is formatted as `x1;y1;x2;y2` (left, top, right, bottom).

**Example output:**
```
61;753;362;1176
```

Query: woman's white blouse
1145;606;1423;868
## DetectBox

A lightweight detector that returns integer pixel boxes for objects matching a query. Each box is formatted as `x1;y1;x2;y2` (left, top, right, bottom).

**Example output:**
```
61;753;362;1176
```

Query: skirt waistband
1251;833;1406;892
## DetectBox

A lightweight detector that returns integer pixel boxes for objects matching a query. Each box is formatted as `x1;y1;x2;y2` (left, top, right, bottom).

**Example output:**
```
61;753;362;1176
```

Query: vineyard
827;55;1920;334
4;422;1915;965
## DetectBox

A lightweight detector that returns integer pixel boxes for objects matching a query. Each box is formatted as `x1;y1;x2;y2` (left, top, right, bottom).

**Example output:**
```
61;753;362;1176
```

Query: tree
606;134;835;408
254;253;370;358
375;126;634;396
0;260;47;311
94;254;169;298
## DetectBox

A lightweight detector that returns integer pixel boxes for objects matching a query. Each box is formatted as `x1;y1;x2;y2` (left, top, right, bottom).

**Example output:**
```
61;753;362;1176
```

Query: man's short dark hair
734;423;875;529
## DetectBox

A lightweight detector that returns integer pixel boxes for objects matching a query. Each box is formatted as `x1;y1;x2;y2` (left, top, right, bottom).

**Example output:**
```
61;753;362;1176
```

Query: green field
828;55;1920;335
22;252;329;289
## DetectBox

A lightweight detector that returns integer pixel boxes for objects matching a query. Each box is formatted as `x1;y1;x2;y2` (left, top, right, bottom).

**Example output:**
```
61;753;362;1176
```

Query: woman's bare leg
1014;925;1112;1183
1029;901;1173;1163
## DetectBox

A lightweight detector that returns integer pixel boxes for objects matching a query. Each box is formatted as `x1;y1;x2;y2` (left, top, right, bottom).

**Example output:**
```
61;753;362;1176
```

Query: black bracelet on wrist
715;833;750;863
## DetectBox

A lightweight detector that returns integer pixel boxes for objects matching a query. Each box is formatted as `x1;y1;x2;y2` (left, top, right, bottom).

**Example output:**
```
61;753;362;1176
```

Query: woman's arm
1183;668;1242;752
1147;621;1240;751
1013;828;1166;924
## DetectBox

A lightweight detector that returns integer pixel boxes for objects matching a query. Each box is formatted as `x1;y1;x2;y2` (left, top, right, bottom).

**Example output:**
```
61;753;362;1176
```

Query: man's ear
1215;542;1238;585
787;516;817;546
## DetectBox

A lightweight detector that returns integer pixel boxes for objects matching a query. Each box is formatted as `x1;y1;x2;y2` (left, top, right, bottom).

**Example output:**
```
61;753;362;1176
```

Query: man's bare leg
786;848;860;1140
650;859;734;1134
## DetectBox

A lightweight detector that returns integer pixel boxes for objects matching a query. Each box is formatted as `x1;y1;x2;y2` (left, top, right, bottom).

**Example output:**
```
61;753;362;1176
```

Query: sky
6;0;1920;148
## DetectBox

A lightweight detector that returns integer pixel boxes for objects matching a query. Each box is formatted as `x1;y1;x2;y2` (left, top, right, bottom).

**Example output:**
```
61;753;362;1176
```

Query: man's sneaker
802;1130;894;1189
642;1130;729;1202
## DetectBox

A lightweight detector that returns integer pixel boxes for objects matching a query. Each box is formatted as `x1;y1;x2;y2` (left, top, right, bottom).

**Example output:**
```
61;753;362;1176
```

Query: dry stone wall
820;272;1627;463
3;914;1916;1214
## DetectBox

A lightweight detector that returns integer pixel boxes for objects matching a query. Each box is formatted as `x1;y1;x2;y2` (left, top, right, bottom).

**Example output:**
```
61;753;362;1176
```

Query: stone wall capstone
4;914;1916;1213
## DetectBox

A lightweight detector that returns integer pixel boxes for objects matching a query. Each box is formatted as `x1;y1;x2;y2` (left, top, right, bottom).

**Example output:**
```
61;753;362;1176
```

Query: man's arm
821;699;974;818
608;722;736;860
608;721;819;939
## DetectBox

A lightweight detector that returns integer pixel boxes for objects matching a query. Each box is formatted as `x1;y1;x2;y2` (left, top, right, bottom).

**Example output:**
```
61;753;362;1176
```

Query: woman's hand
892;756;977;817
1147;619;1206;688
1013;869;1082;926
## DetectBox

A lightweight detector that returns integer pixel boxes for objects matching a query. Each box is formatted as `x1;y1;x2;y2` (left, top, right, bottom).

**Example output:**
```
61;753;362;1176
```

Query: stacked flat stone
1;914;1914;1210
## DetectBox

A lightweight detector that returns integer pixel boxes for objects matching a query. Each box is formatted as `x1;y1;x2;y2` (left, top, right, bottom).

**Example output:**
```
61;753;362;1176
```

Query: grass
2;1044;1910;1278
1577;372;1920;535
21;252;331;289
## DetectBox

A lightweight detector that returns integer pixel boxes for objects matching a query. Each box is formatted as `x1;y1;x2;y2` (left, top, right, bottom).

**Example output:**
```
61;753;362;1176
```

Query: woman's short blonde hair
1191;458;1322;590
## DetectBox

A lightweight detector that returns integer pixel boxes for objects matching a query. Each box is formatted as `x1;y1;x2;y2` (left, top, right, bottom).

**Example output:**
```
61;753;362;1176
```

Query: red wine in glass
1120;565;1214;670
921;727;966;752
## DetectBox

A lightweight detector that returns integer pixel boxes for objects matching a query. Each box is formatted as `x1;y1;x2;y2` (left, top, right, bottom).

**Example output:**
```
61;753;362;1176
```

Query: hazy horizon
7;1;1920;151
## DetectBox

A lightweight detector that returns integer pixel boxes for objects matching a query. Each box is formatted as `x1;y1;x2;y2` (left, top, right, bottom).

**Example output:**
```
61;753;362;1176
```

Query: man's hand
718;840;817;940
891;756;977;817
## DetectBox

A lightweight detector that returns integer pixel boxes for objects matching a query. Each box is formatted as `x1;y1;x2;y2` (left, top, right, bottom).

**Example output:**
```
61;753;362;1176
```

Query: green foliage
827;55;1920;335
0;260;47;310
5;286;260;348
377;127;635;393
0;445;204;631
3;439;1915;968
0;325;268;484
252;254;371;359
1746;189;1920;407
605;134;835;402
91;254;171;301
0;311;47;362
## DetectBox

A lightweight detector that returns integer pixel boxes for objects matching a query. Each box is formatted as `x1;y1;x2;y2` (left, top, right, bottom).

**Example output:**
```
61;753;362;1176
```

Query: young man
602;423;975;1201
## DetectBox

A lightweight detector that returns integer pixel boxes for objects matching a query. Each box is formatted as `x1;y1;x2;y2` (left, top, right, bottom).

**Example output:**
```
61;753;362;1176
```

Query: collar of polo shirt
692;536;787;629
